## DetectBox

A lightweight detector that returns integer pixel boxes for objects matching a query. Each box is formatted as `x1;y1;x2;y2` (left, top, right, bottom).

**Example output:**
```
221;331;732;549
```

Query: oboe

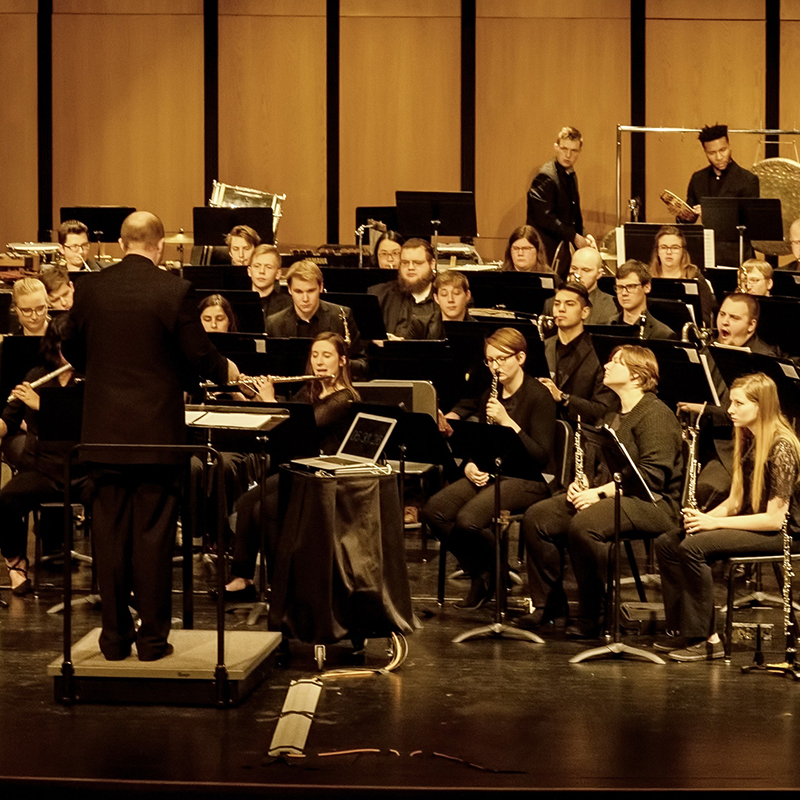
573;416;589;491
7;363;72;402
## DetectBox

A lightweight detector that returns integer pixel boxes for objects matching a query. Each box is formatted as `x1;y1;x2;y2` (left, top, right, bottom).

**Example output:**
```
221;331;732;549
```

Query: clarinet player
655;373;800;662
423;328;555;609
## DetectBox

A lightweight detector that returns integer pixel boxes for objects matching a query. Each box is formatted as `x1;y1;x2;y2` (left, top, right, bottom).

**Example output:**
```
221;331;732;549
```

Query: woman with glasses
648;225;715;326
423;327;556;609
502;225;555;274
12;277;49;337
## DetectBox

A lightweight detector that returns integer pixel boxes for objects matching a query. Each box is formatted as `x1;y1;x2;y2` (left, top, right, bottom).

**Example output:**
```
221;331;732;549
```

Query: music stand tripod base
741;660;800;680
569;640;666;664
453;621;544;645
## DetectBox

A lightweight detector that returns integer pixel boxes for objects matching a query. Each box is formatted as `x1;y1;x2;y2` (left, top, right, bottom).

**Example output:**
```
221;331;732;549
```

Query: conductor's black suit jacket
62;254;229;464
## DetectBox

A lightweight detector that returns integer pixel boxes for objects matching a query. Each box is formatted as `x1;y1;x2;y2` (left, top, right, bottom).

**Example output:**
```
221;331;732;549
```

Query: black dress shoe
138;643;174;662
515;608;547;630
455;575;493;610
566;620;602;640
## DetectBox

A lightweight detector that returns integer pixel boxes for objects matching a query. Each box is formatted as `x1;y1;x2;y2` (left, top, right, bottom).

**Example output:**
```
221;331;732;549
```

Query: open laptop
290;412;397;475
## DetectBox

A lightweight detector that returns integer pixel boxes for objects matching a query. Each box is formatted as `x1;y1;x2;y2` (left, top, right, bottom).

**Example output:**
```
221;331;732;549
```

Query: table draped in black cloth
268;467;416;643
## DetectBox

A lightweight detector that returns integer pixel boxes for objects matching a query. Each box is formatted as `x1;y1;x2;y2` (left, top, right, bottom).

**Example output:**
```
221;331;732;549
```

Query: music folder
185;404;288;431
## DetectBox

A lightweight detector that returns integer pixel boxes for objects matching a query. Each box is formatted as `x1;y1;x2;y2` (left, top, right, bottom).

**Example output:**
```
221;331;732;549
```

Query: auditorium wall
0;0;792;262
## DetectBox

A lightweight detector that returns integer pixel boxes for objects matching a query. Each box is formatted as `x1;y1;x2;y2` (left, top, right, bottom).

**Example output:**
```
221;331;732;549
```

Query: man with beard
368;238;442;339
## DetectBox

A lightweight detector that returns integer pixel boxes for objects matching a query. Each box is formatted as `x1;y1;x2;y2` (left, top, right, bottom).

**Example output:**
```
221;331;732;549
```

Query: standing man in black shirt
538;282;617;424
527;126;593;276
681;124;759;266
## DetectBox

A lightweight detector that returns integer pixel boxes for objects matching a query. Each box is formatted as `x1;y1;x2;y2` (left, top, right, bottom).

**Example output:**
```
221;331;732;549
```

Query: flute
7;363;72;402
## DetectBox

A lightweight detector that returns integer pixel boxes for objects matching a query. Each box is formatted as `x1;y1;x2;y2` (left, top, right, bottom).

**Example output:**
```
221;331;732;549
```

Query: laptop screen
338;413;396;461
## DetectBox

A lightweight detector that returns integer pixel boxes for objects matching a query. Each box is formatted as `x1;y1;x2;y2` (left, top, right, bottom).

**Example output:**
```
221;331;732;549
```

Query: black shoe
455;575;493;610
668;639;724;662
138;643;174;662
515;608;547;630
566;620;602;640
652;632;690;653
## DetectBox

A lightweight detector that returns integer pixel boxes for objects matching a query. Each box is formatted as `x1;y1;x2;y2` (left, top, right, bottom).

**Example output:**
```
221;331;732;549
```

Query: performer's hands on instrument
567;483;602;510
538;377;563;402
250;376;275;403
465;461;490;487
682;507;717;534
486;397;511;427
573;234;590;249
226;359;240;384
10;382;40;410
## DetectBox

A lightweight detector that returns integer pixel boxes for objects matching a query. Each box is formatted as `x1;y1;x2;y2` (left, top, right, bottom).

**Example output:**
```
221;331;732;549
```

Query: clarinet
339;307;351;346
683;402;707;511
487;371;499;425
573;416;589;491
638;313;647;339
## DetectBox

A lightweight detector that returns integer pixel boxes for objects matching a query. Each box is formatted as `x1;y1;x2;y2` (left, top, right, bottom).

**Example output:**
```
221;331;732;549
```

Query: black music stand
752;297;800;358
320;267;395;293
771;271;800;298
182;265;251;291
355;206;398;240
322;292;387;339
466;271;557;316
568;426;665;665
701;197;783;267
60;206;136;242
0;336;43;401
395;191;477;256
446;420;545;646
193;207;275;247
0;293;14;334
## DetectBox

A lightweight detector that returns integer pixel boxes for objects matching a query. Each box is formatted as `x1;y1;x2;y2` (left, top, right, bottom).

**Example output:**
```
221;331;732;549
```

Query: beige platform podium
49;628;282;706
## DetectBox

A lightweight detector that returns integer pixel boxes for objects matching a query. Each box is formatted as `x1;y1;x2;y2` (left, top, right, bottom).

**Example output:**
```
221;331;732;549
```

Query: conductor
63;211;238;662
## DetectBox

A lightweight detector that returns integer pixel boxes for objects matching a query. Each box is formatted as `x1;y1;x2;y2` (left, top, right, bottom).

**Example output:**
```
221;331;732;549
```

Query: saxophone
339;306;351;346
683;402;707;510
487;371;499;424
573;416;589;491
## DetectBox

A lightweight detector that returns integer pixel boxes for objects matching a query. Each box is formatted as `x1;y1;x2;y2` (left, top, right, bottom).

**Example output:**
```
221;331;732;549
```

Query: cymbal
164;232;194;245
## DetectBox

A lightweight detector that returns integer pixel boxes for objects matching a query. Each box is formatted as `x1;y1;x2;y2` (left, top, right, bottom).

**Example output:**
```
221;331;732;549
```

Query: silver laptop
290;412;397;474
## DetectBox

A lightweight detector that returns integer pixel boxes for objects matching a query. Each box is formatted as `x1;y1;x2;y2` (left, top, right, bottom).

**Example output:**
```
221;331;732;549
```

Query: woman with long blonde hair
656;372;800;661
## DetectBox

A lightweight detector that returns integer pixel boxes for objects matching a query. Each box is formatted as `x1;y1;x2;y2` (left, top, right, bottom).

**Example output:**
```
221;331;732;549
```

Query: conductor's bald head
119;211;165;262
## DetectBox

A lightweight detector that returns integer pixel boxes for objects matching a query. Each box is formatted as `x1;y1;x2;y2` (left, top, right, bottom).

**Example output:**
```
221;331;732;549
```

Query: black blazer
526;158;583;263
62;254;229;464
544;333;618;424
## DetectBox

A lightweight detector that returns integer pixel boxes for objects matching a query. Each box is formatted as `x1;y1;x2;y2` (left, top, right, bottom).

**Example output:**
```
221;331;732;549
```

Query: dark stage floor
2;533;800;796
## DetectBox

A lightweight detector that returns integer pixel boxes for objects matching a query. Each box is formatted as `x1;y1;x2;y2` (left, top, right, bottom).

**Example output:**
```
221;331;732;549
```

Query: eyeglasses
658;245;683;253
17;304;48;317
615;283;643;295
484;353;515;367
63;243;91;252
511;246;536;255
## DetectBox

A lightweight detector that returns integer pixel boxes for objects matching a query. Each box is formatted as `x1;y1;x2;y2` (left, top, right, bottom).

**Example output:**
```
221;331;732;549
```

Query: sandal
6;558;32;597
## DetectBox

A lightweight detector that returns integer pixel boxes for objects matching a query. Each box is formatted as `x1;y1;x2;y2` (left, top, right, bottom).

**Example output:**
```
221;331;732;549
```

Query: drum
6;242;61;263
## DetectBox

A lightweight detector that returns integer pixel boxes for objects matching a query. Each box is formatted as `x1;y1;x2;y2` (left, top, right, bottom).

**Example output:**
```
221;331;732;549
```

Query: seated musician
655;373;800;661
612;260;676;339
226;224;261;267
265;260;366;376
649;225;716;326
372;230;404;269
741;259;773;297
566;247;616;323
502;225;556;274
0;315;84;595
368;238;442;340
423;328;555;610
784;217;800;270
249;244;291;321
40;264;75;311
520;345;683;635
537;282;617;424
221;333;359;600
12;277;49;337
433;270;472;324
677;292;779;511
199;293;238;333
57;220;103;272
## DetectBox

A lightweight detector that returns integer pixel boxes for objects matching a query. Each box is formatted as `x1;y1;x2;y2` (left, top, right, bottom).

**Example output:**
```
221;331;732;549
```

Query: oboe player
423;328;555;610
655;373;800;661
520;345;682;635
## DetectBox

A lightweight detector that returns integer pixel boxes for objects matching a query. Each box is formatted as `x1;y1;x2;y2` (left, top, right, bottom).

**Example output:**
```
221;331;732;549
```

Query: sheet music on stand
185;405;289;431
